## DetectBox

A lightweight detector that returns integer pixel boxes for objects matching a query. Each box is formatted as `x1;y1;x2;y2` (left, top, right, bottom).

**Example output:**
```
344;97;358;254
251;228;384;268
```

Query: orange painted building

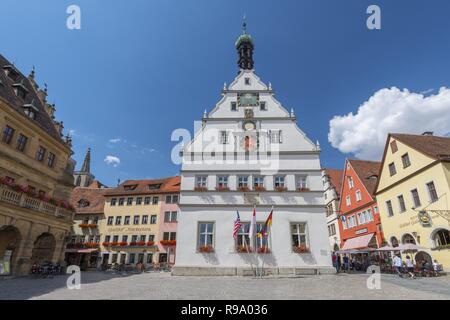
338;159;385;250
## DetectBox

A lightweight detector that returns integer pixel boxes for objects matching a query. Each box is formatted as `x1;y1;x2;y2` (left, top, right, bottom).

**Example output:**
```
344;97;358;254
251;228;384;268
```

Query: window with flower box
112;235;119;243
122;235;128;243
163;232;176;241
238;176;249;191
296;176;308;191
253;176;265;191
274;176;286;191
291;223;308;253
216;176;229;191
195;176;208;191
198;222;214;249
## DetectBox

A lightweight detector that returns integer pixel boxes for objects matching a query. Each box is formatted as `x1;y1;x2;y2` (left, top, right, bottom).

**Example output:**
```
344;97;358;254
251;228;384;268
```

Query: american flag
233;211;242;239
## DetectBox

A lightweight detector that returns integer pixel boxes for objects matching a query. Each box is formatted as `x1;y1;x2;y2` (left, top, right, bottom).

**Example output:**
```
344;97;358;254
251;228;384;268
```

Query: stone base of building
171;266;336;276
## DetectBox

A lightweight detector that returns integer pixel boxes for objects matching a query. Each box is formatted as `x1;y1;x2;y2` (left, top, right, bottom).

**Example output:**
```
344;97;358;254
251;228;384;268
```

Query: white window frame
290;222;308;249
198;222;215;249
355;190;362;202
296;175;308;189
346;195;351;207
196;176;207;188
219;131;229;144
217;176;229;188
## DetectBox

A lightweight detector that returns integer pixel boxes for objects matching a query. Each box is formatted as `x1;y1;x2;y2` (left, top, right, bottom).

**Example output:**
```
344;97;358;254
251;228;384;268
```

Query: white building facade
322;169;343;252
173;25;334;276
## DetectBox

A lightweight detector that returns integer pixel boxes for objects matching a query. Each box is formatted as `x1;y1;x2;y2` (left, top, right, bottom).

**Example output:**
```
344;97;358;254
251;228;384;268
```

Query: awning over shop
65;248;98;253
341;233;374;250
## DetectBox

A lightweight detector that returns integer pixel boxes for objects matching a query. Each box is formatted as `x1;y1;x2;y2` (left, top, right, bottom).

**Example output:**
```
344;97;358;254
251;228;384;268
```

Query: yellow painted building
0;54;75;275
99;178;178;267
375;133;450;271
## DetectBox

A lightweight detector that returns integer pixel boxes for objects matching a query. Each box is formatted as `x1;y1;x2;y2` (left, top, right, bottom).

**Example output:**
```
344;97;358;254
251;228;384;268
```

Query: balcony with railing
0;184;74;221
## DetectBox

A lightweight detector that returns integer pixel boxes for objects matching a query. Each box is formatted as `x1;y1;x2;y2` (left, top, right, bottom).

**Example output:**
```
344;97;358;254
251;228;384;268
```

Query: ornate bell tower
235;21;254;70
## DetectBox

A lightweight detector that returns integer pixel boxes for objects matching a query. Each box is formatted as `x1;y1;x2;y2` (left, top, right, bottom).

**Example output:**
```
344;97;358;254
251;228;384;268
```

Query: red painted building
338;159;385;250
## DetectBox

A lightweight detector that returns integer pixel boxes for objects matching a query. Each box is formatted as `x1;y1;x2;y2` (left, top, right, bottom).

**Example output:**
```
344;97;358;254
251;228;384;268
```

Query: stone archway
31;233;56;264
415;251;432;265
0;225;22;275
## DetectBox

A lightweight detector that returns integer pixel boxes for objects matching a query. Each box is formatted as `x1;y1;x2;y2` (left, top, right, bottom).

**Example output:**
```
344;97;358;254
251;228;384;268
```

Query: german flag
257;210;273;238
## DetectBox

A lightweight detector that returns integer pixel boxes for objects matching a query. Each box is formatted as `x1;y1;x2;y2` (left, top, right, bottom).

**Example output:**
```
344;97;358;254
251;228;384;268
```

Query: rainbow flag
257;210;273;238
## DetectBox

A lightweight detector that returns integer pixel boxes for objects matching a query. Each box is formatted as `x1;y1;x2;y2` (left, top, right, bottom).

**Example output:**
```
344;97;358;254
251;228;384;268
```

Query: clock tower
173;24;333;276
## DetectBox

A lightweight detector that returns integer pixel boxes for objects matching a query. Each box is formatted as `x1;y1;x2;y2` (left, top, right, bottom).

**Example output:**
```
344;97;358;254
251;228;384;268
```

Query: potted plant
235;245;252;253
275;186;287;192
293;244;310;253
146;241;155;246
298;187;310;192
238;186;250;192
78;223;90;228
198;245;214;253
257;247;271;254
110;242;119;247
102;242;110;247
194;186;208;192
254;185;266;192
215;185;230;192
160;240;176;246
137;241;146;246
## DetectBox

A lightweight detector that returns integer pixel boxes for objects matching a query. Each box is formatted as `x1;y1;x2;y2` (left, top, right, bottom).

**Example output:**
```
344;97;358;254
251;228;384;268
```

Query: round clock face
243;121;255;131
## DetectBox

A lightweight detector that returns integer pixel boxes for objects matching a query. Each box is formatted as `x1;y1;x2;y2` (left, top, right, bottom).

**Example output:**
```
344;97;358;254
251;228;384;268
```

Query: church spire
235;18;254;70
81;148;91;173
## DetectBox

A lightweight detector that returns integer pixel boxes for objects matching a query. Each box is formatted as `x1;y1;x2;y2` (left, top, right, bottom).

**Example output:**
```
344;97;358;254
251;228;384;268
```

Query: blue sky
2;0;450;186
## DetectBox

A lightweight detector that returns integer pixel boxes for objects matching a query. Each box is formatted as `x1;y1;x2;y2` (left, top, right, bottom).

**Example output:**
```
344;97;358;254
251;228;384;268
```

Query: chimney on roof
422;131;434;136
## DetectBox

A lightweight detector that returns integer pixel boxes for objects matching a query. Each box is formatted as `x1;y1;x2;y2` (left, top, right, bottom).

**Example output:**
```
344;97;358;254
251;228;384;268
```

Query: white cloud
104;155;121;167
109;138;122;143
328;87;450;160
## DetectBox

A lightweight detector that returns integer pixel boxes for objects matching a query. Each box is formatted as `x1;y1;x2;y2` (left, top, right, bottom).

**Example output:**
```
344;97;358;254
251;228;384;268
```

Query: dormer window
22;99;39;120
3;65;20;82
245;77;250;85
148;183;162;190
78;199;90;208
12;81;29;100
123;184;137;191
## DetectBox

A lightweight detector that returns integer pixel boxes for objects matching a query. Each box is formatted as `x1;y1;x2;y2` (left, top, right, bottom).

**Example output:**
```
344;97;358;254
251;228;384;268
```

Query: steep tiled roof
88;180;107;189
104;176;181;196
0;54;63;143
391;133;450;161
348;159;381;197
70;187;110;214
324;169;344;196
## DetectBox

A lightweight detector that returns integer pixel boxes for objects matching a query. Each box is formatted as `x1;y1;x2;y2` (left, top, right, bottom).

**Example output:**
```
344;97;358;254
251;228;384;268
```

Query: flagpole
252;204;259;278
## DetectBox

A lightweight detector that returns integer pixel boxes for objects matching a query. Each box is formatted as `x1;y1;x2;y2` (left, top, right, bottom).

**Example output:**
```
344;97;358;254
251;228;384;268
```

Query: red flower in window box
198;245;214;253
293;245;310;253
110;242;119;247
238;186;250;192
215;186;230;192
85;242;99;248
160;240;176;246
88;224;98;228
136;241;146;246
298;187;310;192
275;186;287;192
129;241;137;246
236;245;252;253
78;223;90;228
146;241;155;246
102;242;110;247
257;247;271;254
194;186;208;192
254;185;266;192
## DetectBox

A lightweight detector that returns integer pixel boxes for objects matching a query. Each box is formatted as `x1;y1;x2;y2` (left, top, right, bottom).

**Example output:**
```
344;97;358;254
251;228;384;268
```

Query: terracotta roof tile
104;176;180;196
391;133;450;161
70;187;110;214
348;159;381;197
324;169;343;195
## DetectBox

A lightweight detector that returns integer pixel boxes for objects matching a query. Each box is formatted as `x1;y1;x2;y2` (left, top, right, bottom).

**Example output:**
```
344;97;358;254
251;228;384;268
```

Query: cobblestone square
0;272;449;300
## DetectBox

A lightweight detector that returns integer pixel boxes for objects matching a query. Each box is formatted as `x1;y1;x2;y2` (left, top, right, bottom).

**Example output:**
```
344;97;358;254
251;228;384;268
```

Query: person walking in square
393;254;403;278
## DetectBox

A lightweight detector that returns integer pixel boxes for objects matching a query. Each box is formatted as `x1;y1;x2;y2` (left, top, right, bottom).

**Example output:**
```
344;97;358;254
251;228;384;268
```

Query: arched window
390;236;399;248
402;234;416;244
433;229;450;247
